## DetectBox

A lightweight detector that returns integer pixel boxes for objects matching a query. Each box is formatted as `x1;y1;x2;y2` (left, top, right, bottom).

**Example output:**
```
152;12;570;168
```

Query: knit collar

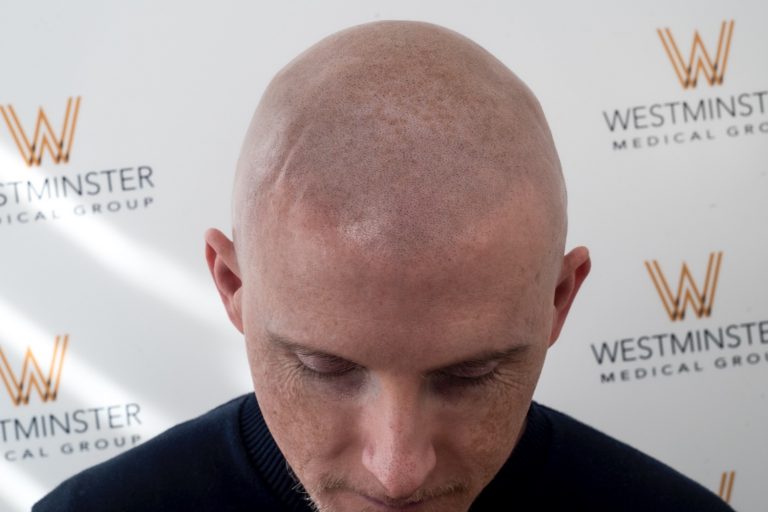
239;393;551;510
239;394;313;511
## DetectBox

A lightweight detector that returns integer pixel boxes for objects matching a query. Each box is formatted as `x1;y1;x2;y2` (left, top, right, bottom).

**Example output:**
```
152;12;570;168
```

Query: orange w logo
657;20;735;89
644;252;723;322
0;96;81;166
718;470;735;504
0;335;69;406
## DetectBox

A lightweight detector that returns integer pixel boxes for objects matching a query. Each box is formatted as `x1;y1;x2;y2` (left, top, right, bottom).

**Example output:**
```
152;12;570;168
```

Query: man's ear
205;228;244;334
549;246;591;346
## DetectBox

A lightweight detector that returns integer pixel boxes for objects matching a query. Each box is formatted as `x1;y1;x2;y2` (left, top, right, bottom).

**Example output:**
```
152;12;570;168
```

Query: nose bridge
361;376;437;498
378;377;424;447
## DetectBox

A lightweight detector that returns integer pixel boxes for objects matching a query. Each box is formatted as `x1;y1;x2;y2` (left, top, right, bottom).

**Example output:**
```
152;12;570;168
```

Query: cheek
247;342;356;476
445;392;527;490
473;389;527;454
442;359;545;487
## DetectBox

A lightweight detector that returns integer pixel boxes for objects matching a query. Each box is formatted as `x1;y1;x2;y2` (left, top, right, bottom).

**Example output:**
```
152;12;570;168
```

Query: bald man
36;21;732;512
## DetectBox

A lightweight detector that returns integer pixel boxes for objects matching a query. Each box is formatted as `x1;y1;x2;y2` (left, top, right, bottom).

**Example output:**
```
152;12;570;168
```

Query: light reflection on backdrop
0;143;226;509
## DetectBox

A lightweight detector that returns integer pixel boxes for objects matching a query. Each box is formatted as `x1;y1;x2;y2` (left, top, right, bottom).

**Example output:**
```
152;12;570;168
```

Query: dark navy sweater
33;394;733;511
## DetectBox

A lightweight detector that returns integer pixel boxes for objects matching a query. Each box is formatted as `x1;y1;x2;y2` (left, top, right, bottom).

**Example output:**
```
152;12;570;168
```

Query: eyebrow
265;329;528;373
266;331;336;357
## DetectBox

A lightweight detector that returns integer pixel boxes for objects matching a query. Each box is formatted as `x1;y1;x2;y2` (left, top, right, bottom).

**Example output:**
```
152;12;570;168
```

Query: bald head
234;20;565;263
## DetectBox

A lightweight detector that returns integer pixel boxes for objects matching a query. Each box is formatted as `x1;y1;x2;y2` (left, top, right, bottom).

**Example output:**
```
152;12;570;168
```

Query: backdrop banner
1;1;765;511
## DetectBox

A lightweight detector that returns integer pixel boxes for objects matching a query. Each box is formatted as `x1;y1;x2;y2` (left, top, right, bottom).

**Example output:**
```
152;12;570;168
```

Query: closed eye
432;365;501;390
295;353;360;380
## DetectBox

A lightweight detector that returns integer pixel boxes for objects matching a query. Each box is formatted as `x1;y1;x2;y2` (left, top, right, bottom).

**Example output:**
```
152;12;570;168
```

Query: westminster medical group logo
0;97;81;166
0;335;68;406
0;337;145;463
657;20;735;89
589;252;768;384
644;252;722;322
602;19;768;151
0;96;157;227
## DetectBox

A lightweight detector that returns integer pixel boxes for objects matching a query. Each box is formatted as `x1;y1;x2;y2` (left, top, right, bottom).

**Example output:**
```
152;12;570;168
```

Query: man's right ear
204;228;244;333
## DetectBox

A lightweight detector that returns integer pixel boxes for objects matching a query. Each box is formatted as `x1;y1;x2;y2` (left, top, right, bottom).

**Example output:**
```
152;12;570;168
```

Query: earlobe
549;246;591;345
204;228;244;334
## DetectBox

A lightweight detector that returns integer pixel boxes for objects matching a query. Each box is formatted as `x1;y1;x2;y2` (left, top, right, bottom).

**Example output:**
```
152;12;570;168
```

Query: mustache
317;474;469;506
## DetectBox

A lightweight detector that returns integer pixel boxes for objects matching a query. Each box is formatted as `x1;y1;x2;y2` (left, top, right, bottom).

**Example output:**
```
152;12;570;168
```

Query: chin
308;488;474;512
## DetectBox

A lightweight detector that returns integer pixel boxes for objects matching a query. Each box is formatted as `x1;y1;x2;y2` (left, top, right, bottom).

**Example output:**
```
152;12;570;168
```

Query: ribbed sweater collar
239;394;313;511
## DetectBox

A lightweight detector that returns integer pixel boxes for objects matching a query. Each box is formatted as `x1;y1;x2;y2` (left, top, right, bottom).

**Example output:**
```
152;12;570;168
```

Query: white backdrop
1;1;765;510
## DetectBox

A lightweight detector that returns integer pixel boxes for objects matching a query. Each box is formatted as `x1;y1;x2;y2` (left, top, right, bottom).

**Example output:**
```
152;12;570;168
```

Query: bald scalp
234;21;566;263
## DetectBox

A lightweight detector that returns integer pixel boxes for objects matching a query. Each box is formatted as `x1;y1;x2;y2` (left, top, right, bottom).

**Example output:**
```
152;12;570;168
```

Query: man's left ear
549;246;591;346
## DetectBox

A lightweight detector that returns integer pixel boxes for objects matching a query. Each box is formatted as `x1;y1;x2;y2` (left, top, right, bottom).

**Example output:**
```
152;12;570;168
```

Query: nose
361;379;437;500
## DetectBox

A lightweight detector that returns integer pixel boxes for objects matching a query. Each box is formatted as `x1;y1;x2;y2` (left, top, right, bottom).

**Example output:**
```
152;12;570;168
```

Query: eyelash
437;368;500;388
295;361;360;381
295;361;500;389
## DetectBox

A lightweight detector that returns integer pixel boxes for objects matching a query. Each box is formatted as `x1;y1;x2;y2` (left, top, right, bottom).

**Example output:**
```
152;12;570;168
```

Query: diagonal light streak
0;144;223;327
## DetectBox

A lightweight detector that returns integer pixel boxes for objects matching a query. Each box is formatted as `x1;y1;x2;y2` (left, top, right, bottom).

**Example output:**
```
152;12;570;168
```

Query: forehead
249;188;554;287
240;200;556;366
